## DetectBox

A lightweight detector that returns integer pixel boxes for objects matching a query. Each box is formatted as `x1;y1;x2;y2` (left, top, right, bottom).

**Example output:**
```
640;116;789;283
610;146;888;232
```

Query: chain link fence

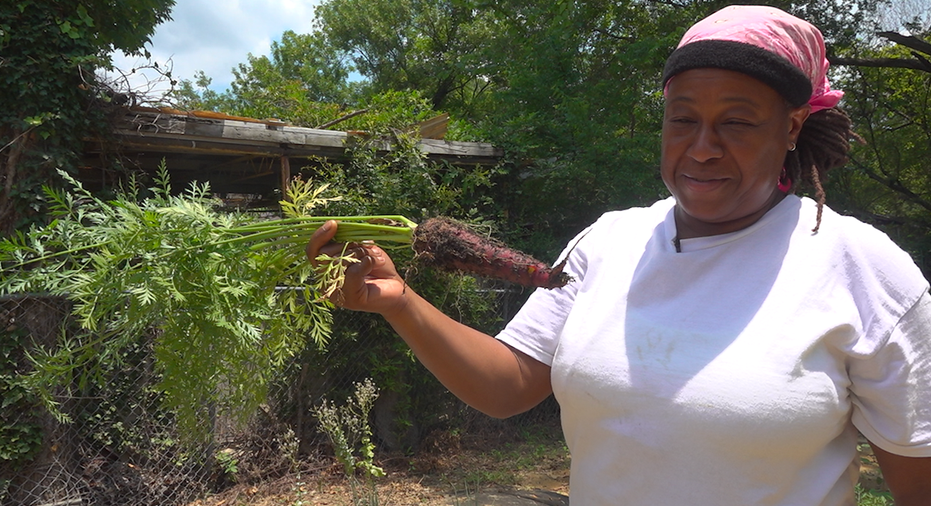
1;285;559;505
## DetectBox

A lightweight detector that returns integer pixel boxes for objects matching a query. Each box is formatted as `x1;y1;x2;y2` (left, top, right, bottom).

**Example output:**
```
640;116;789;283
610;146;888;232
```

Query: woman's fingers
306;220;363;267
337;249;378;309
306;220;338;265
305;221;402;311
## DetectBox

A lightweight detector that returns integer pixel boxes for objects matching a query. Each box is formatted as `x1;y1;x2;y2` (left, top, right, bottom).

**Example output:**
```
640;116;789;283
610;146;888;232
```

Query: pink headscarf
671;5;843;113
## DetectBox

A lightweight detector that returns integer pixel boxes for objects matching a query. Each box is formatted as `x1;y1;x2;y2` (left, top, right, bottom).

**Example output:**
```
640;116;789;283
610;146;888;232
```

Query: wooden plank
419;113;449;139
220;123;309;145
185;118;225;137
420;139;502;158
107;109;502;164
280;155;291;201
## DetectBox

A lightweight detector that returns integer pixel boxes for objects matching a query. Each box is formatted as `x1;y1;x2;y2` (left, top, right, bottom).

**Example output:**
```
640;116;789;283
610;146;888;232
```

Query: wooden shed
81;107;503;207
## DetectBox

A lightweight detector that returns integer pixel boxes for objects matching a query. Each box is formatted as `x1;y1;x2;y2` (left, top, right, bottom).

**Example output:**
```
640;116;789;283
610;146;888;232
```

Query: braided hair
782;107;863;232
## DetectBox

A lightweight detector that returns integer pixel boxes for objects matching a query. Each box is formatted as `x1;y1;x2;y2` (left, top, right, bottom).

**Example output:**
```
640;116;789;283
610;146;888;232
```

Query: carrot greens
0;163;414;439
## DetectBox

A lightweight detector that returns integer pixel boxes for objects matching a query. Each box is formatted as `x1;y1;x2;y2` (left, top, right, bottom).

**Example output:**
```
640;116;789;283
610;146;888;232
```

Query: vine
0;0;174;233
0;324;43;493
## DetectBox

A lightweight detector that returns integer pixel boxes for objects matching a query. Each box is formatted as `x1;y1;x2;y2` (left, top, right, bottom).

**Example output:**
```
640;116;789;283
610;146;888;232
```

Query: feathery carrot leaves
0;162;415;441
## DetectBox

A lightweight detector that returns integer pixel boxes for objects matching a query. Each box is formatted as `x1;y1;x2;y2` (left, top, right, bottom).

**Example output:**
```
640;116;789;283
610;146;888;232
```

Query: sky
109;0;322;98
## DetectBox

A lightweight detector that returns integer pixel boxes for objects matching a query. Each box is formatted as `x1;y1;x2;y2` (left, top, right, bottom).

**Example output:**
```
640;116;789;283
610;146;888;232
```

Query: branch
828;56;931;72
877;31;931;57
316;109;370;130
830;33;931;73
914;52;931;71
645;0;691;6
849;157;931;213
593;28;636;43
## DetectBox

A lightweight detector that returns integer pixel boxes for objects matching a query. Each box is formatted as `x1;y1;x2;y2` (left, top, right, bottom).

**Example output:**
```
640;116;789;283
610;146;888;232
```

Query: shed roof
81;107;503;205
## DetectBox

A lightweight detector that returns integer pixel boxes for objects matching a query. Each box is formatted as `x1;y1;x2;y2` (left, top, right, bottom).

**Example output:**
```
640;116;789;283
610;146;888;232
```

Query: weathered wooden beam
110;109;502;165
280;155;291;201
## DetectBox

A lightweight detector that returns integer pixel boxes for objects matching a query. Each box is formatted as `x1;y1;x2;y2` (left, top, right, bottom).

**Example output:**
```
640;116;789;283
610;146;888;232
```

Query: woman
306;6;931;505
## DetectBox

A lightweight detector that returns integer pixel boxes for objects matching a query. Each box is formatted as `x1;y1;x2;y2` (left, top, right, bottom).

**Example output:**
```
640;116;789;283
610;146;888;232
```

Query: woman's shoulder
810;198;918;260
798;196;929;306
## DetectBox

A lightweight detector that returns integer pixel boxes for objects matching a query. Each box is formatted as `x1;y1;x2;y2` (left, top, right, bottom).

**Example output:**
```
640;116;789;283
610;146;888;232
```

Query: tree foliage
830;28;931;275
467;1;679;252
305;0;893;255
167;0;922;260
315;0;497;111
173;30;356;125
0;0;175;234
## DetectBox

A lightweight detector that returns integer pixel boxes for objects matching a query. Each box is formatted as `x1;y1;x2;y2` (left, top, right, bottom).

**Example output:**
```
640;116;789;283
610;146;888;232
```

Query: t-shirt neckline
663;195;801;253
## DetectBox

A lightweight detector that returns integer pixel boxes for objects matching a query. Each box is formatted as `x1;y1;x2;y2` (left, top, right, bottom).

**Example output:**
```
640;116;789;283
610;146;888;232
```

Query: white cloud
108;0;321;99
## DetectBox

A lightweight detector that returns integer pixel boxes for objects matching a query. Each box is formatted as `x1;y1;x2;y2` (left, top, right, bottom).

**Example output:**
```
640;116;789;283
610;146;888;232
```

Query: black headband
662;39;813;107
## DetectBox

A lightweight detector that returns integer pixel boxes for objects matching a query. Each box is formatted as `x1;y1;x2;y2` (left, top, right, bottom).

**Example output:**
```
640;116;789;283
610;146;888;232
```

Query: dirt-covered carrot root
411;217;573;289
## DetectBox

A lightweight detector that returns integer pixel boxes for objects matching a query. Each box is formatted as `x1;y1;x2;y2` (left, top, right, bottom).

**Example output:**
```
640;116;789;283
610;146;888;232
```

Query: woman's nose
685;124;724;163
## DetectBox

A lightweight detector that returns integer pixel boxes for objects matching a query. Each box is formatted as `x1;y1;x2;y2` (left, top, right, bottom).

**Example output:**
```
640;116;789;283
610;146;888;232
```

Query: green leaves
827;27;931;277
0;326;43;471
1;0;175;233
0;163;339;441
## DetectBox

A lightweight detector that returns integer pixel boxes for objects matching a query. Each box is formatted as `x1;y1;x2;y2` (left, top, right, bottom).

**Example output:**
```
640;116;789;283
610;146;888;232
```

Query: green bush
0;326;44;486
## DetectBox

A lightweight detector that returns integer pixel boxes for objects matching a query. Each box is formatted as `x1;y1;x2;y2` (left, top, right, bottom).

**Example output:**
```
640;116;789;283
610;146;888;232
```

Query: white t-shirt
497;195;931;506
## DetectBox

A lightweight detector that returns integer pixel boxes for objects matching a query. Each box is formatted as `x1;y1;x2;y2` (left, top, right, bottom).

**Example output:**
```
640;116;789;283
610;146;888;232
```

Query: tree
315;0;497;112
831;32;931;71
171;29;360;127
0;0;175;233
220;30;357;124
475;0;891;254
828;29;931;276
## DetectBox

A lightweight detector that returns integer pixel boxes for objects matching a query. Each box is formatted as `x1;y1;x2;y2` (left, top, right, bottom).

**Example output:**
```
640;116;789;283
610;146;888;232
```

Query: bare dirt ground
188;423;569;506
188;426;888;506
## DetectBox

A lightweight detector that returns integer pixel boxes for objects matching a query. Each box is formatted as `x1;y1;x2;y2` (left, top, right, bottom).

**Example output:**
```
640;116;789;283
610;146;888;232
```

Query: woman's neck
674;191;787;241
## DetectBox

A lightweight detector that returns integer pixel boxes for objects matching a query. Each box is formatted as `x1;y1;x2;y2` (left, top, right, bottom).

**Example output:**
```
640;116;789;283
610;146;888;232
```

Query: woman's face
660;68;810;239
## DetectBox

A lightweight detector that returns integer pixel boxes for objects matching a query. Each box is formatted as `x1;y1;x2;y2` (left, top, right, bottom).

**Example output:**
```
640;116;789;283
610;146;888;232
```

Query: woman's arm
306;221;553;418
871;442;931;506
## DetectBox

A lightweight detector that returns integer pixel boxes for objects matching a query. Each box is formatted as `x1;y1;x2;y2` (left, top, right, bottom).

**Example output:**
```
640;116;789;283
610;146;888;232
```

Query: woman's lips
683;174;727;192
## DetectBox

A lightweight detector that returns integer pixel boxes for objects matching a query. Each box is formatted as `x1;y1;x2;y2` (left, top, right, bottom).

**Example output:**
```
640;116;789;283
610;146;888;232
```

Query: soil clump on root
412;217;572;289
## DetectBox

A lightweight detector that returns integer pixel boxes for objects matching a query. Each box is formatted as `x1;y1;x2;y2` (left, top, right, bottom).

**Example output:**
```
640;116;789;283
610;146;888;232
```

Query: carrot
411;217;573;289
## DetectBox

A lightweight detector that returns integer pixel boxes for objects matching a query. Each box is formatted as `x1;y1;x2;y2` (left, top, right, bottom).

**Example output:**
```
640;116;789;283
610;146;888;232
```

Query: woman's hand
305;221;552;418
305;220;409;317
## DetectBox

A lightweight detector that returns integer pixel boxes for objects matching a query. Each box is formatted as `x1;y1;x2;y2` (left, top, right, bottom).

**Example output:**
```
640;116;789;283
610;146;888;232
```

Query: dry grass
188;425;891;506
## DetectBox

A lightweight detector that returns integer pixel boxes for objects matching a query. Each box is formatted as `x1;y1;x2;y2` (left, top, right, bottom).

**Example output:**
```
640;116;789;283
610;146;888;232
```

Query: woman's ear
788;103;811;144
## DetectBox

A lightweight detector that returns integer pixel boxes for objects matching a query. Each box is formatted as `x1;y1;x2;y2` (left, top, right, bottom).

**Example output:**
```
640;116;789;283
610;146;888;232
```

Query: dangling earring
778;167;791;192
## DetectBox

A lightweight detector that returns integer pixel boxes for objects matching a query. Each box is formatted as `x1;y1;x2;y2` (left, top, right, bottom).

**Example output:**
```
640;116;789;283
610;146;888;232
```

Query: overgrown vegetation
0;0;175;234
830;32;931;275
2;0;929;502
0;326;43;483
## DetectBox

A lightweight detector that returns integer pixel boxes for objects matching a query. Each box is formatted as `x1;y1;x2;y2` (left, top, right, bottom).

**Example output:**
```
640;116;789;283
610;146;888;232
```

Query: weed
856;483;893;505
313;378;384;505
447;475;483;506
215;450;239;482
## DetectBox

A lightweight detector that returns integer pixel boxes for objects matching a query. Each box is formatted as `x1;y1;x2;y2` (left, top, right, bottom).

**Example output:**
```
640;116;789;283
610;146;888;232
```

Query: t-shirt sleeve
494;225;592;366
851;289;931;457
